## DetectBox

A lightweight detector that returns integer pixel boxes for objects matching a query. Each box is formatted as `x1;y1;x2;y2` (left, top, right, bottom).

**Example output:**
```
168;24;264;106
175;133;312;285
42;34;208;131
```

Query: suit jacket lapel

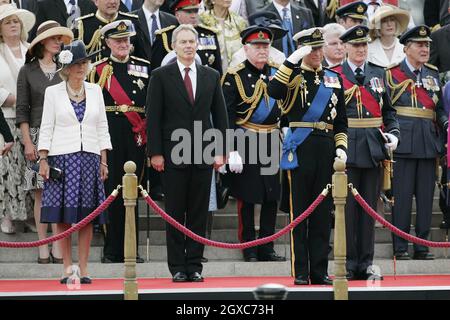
291;6;301;34
138;9;151;43
400;59;415;79
343;61;358;85
268;3;282;20
194;64;205;103
56;0;69;22
169;63;192;106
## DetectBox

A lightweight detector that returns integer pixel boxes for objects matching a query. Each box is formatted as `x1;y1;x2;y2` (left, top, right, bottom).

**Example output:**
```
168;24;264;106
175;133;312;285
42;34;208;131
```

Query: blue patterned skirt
41;151;107;225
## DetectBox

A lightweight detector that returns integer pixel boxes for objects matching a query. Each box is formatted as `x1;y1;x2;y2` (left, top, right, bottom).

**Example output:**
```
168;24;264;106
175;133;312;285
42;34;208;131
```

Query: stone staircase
1;191;449;279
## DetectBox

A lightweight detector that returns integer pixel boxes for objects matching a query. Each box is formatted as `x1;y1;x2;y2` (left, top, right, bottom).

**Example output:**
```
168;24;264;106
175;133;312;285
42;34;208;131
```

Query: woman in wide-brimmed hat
16;20;73;265
38;40;111;284
368;4;410;67
0;4;35;234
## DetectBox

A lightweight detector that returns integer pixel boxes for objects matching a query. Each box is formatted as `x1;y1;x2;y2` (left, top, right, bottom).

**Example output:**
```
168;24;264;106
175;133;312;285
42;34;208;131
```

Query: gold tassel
97;64;113;89
326;0;339;19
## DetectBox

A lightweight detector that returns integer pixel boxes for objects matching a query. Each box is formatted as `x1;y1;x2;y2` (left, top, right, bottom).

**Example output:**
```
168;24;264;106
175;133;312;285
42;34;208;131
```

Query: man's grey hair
171;24;199;45
322;23;346;43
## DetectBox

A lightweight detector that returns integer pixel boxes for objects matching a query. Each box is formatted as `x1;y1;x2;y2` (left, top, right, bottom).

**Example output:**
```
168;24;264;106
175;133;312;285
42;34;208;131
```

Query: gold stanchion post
332;159;348;300
123;161;138;300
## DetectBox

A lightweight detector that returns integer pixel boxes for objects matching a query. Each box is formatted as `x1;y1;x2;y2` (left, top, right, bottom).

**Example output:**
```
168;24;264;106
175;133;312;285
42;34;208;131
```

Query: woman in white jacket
0;4;35;234
368;5;410;67
38;40;112;284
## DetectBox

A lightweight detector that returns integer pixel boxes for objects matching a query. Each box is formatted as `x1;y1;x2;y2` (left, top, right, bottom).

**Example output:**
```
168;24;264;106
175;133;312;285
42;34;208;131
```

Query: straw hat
0;4;35;34
28;20;73;55
368;5;410;34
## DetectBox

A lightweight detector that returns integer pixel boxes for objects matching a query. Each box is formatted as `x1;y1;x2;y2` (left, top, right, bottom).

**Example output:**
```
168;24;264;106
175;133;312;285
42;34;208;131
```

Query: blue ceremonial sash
249;67;278;124
280;69;335;170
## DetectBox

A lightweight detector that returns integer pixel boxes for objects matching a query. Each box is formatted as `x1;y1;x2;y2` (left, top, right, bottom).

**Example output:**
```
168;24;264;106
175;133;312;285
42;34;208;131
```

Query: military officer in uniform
221;26;285;262
75;0;144;61
268;27;348;285
331;25;400;280
150;0;222;74
335;1;368;30
386;25;448;261
89;20;149;263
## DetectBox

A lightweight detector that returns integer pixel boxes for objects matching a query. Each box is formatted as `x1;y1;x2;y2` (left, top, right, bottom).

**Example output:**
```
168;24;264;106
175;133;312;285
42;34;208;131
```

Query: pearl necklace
66;82;85;98
381;40;396;51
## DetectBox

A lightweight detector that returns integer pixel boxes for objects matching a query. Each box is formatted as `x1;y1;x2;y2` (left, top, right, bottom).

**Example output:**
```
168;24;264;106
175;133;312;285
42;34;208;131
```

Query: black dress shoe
294;276;309;285
80;277;92;284
188;272;204;282
136;256;145;263
394;252;410;260
413;252;435;260
310;276;333;285
258;252;286;262
201;256;208;263
172;272;188;282
101;256;122;263
346;270;357;280
244;252;258;262
440;220;450;229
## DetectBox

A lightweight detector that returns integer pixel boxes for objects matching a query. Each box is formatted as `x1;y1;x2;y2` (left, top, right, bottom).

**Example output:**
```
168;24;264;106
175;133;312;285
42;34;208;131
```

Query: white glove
383;132;399;152
218;164;227;174
282;127;289;137
228;151;243;174
287;46;312;64
335;148;347;163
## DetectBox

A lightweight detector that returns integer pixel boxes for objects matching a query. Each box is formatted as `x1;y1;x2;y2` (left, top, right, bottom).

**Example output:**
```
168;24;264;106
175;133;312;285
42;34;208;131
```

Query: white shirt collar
273;1;291;19
405;57;421;74
64;0;76;7
142;5;160;21
177;59;196;75
347;59;365;73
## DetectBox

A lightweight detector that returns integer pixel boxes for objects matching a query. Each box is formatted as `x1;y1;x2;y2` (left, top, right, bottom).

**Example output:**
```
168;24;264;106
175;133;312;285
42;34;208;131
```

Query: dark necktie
414;69;421;86
355;67;364;85
184;67;195;105
150;14;158;45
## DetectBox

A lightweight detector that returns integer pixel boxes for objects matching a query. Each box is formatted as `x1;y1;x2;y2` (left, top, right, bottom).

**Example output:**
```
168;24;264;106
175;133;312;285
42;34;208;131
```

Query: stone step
2;227;448;246
2;241;450;263
1;259;449;279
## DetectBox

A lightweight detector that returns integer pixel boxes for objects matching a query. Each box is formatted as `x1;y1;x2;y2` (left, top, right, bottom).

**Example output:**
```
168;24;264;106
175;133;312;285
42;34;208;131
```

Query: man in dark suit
294;0;333;27
263;0;315;57
331;25;399;281
429;2;450;73
119;0;143;12
30;0;96;39
147;24;229;282
386;25;448;261
136;0;177;61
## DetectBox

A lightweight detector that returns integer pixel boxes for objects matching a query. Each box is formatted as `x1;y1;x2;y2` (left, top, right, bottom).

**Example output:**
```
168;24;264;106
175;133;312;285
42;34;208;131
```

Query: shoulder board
130;56;150;65
386;62;400;70
425;63;439;71
226;63;245;75
92;57;108;68
268;59;280;69
368;61;384;69
75;12;94;22
155;24;177;35
324;66;340;74
197;24;219;34
119;11;139;18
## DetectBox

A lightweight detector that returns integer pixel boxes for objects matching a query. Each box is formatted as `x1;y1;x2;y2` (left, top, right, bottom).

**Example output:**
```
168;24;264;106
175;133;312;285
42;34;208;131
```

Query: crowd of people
0;0;450;285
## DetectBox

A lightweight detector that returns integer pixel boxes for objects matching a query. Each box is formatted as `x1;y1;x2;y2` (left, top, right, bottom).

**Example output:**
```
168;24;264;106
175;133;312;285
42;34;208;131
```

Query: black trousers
392;158;435;253
103;116;145;260
345;166;379;273
162;166;212;276
439;162;450;222
237;200;278;258
289;135;334;279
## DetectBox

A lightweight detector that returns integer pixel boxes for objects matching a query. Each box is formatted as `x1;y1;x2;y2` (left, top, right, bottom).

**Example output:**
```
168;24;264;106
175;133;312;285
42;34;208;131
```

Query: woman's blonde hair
0;14;28;43
369;17;401;40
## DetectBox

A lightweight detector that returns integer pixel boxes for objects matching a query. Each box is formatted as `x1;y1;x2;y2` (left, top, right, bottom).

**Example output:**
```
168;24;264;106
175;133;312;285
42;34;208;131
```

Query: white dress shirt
347;59;365;74
177;59;197;98
273;1;292;20
142;5;161;36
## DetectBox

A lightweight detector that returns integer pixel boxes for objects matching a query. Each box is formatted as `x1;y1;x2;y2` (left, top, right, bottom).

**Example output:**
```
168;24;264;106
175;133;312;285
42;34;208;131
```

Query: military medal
137;79;145;90
330;107;337;120
324;76;340;88
314;72;321;85
331;92;338;106
208;54;215;65
370;77;384;93
288;151;294;162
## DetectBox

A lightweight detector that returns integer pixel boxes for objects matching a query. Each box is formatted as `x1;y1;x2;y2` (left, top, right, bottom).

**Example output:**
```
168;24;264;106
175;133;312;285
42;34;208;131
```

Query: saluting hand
151;155;165;172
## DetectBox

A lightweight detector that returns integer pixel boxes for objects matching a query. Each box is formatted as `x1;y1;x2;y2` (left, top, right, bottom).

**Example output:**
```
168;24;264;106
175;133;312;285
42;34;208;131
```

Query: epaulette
368;61;384;69
92;57;108;68
155;24;176;35
131;56;150;65
226;63;245;75
268;59;280;69
425;63;439;71
197;24;219;34
119;11;139;18
386;62;400;70
75;12;94;22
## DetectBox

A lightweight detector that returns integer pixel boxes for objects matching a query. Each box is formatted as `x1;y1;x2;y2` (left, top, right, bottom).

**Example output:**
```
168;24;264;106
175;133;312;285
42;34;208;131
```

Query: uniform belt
238;121;279;132
105;105;145;113
347;117;383;128
289;121;333;131
394;107;435;120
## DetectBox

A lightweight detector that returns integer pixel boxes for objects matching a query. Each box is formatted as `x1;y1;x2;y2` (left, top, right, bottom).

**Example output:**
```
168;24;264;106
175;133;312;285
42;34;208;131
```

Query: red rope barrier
141;187;329;249
353;189;450;248
0;193;118;248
